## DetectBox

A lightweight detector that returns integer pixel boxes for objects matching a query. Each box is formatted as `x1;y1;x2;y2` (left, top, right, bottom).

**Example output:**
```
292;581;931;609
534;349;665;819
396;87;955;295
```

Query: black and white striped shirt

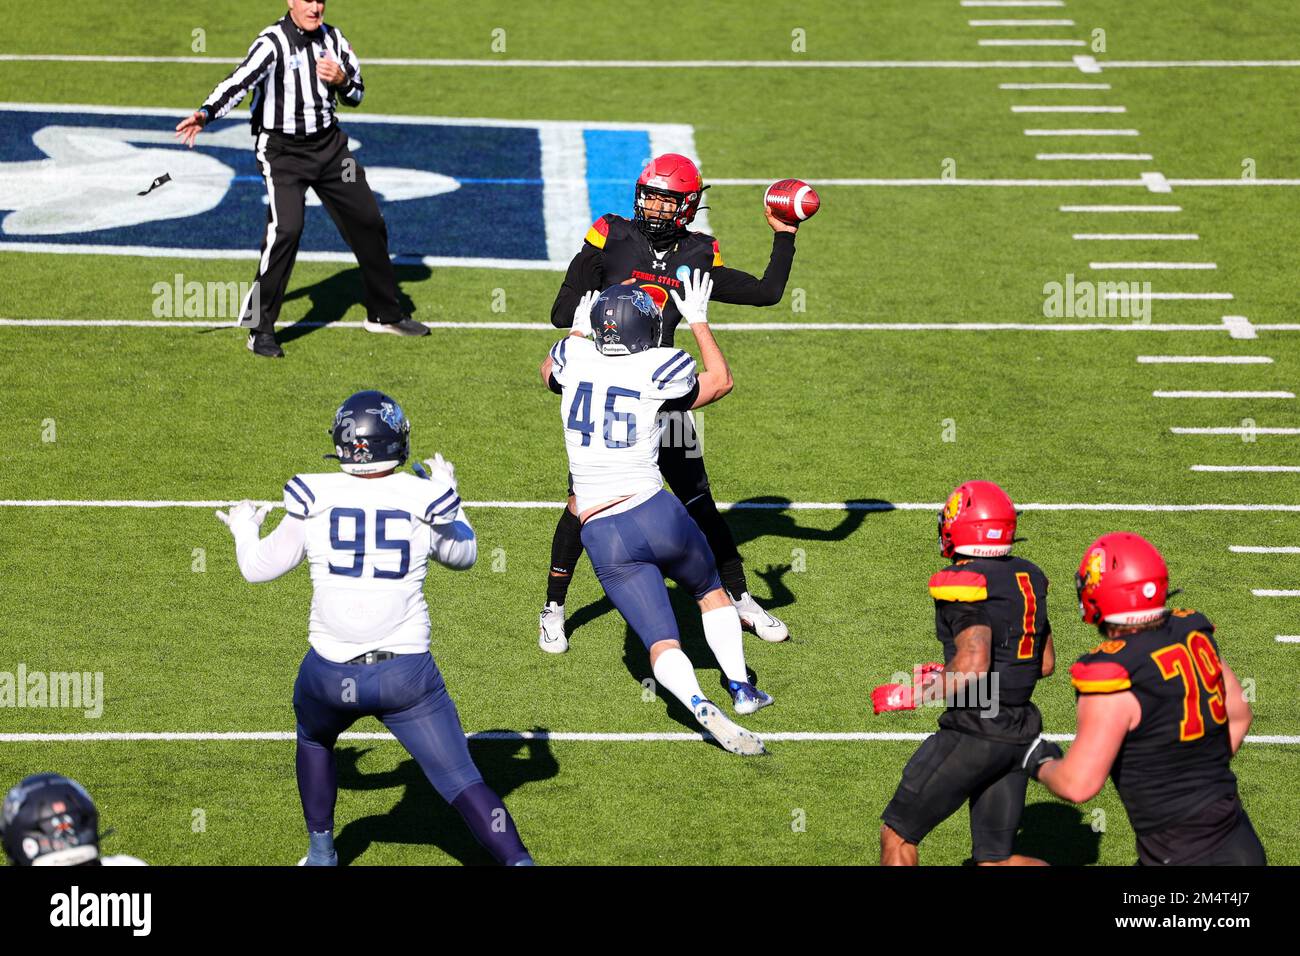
200;14;364;137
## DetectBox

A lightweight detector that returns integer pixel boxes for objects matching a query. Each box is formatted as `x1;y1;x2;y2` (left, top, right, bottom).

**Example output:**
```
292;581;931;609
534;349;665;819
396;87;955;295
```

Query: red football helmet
1076;532;1169;627
937;480;1017;558
634;153;705;239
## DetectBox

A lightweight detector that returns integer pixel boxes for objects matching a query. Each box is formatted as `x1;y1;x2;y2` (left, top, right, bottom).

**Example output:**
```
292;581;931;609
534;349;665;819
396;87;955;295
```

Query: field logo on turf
0;666;104;718
1042;274;1152;322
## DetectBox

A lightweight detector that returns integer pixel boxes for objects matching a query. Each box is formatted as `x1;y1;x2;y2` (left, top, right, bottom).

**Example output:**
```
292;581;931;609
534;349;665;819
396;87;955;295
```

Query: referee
175;0;428;358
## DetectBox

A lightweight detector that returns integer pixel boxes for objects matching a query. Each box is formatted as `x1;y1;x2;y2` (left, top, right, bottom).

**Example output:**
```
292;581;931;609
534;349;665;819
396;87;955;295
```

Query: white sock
652;648;708;711
702;605;748;684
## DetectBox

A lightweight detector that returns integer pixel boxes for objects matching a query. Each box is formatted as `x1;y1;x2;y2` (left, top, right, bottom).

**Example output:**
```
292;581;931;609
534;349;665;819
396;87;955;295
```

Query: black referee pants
240;124;403;333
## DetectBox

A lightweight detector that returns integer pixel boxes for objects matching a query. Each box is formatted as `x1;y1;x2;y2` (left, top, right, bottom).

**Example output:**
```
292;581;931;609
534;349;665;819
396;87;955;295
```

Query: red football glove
872;663;944;715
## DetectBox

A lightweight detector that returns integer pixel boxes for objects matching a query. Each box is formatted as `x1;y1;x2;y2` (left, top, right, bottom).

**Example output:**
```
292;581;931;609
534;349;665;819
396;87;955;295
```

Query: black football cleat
246;331;285;358
364;316;430;337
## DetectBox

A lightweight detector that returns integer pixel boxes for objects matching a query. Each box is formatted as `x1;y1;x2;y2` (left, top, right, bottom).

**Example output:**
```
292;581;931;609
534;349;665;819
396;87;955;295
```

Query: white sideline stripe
1191;465;1300;473
969;20;1075;26
1065;205;1181;212
1025;129;1139;136
0;318;1273;333
4;500;1300;513
1105;292;1233;300
1277;636;1300;643
1092;262;1214;269
964;1;1066;6
1038;153;1153;160
1254;590;1300;597
1173;427;1299;435
1154;391;1295;398
1073;233;1198;240
0;730;1296;745
1002;83;1110;89
703;178;1300;187
1013;105;1126;113
3;58;1298;69
979;39;1087;46
0;242;569;271
1230;546;1300;553
1139;355;1271;364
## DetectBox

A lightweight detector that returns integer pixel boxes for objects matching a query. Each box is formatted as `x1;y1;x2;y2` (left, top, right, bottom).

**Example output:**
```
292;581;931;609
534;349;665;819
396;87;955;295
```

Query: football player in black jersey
1025;532;1265;865
880;481;1054;866
538;153;800;654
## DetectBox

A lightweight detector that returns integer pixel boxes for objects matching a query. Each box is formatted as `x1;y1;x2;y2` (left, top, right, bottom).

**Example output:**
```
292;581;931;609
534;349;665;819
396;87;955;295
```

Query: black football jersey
929;555;1051;743
1071;609;1239;835
550;214;796;347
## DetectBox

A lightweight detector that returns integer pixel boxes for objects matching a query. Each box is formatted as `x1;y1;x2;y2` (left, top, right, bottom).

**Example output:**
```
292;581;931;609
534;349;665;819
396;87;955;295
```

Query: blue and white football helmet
327;390;411;475
591;286;663;356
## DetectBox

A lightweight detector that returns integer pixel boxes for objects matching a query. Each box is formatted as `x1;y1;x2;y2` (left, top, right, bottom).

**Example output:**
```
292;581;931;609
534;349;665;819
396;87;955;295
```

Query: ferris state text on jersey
586;214;723;344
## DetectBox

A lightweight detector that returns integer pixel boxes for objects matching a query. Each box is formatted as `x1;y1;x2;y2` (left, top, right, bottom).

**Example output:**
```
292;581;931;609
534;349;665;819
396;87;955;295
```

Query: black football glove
1022;735;1064;780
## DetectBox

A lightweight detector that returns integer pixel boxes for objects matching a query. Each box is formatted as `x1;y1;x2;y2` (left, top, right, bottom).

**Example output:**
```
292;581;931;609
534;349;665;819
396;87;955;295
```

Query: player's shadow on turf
331;730;558;865
276;262;431;345
960;802;1101;866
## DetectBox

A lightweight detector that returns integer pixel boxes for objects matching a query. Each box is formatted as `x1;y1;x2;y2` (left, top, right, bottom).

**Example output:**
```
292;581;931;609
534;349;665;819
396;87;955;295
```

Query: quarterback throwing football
539;271;772;755
216;391;532;865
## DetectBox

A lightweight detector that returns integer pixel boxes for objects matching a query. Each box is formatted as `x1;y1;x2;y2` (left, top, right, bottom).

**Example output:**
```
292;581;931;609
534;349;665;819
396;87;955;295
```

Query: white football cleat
734;592;790;643
538;601;568;654
692;697;766;756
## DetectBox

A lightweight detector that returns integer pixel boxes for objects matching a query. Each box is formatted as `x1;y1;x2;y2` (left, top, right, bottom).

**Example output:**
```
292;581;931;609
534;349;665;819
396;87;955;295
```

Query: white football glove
570;289;599;337
670;269;713;325
215;499;269;532
414;452;457;490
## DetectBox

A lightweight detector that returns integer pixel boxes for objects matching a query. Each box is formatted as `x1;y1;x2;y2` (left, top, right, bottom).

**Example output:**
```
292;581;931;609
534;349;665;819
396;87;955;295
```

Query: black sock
684;494;748;597
546;507;584;606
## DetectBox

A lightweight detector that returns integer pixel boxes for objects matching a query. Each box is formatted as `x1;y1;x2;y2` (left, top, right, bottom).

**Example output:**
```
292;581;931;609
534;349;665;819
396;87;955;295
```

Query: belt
345;651;396;665
269;123;337;144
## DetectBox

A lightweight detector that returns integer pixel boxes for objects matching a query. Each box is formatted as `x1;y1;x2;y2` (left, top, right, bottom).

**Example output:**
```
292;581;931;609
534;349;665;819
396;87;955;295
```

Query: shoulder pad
1169;608;1214;631
1071;659;1133;694
711;238;723;267
928;569;988;602
585;215;613;249
282;475;316;518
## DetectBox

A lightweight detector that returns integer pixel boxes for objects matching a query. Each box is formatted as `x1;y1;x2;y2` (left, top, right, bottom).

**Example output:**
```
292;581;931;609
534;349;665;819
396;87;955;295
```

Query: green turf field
0;1;1296;866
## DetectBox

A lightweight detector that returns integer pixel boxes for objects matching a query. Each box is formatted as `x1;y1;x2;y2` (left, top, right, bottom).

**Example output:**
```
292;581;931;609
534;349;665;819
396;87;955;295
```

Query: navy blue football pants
579;490;724;649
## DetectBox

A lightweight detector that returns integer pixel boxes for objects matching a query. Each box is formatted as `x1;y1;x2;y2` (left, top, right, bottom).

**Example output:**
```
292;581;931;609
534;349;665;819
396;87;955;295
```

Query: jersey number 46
567;382;640;448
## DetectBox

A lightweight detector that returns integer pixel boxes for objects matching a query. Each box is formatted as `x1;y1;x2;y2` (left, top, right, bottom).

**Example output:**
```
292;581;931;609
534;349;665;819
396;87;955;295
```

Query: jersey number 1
1014;571;1037;660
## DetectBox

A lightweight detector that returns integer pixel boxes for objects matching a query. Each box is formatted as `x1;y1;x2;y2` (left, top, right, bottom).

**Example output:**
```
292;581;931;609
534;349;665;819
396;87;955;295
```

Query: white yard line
1254;590;1300;597
0;729;1296;744
1024;129;1139;136
1003;82;1111;89
1064;205;1181;212
4;499;1300;513
1276;637;1300;644
2;57;1298;69
1073;233;1198;240
1191;465;1300;473
1105;292;1233;300
1154;391;1295;398
980;39;1088;46
1230;546;1300;553
1139;356;1271;364
964;1;1066;6
1038;153;1153;160
969;19;1075;26
1;318;1280;333
1092;262;1214;269
1173;427;1299;435
1013;105;1127;113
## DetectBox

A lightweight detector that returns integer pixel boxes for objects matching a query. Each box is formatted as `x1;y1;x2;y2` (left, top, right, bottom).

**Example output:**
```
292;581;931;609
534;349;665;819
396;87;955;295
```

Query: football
764;178;820;225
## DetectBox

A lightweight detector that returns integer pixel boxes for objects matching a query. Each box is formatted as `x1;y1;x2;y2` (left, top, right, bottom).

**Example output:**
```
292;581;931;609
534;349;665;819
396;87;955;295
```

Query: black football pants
240;125;403;333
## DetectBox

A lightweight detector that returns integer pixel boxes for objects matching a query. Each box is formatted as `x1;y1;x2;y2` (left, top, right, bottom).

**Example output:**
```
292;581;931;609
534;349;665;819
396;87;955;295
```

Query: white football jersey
549;335;698;514
282;470;467;661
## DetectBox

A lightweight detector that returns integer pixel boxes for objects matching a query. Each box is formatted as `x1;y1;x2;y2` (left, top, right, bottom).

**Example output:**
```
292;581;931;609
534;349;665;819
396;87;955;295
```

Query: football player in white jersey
216;391;533;866
2;773;146;866
539;272;773;756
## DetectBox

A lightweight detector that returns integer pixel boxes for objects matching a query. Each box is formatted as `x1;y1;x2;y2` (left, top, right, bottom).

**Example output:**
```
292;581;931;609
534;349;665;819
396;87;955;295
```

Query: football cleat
733;592;790;643
538;601;568;654
246;330;284;358
691;696;765;756
727;680;774;716
298;831;338;866
363;316;430;337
